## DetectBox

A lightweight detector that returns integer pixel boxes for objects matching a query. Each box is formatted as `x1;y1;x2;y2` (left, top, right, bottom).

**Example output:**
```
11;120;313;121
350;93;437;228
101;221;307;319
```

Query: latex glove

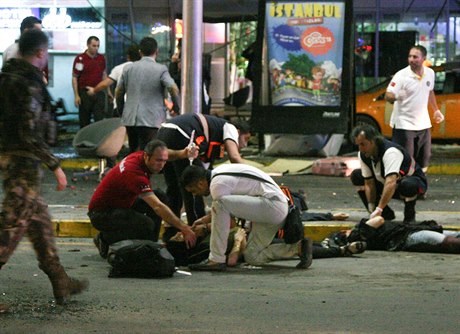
370;207;383;219
433;109;445;124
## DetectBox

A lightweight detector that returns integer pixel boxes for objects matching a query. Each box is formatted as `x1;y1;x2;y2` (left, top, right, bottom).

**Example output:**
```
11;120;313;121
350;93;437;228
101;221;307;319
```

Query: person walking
116;36;180;153
0;30;88;311
86;44;140;116
2;16;42;63
385;45;444;173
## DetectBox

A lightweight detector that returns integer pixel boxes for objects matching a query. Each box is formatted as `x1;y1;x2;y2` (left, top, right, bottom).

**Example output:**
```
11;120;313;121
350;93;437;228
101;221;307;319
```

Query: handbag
277;185;304;244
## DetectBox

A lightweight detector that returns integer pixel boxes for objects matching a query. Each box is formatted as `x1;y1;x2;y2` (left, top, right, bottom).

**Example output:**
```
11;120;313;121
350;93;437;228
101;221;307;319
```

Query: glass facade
0;0;105;112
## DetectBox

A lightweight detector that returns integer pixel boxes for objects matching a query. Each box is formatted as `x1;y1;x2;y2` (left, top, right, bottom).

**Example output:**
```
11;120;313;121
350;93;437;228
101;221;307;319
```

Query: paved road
1;169;459;333
0;238;459;334
34;170;460;227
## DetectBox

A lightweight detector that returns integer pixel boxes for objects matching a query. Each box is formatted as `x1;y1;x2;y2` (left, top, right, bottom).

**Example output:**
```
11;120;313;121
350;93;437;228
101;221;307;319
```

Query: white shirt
2;42;19;63
109;61;132;82
109;61;132;109
387;65;434;130
360;148;404;184
210;164;287;203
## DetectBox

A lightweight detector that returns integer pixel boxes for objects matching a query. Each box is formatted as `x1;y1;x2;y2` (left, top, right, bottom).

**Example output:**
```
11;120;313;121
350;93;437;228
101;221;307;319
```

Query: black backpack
107;240;176;278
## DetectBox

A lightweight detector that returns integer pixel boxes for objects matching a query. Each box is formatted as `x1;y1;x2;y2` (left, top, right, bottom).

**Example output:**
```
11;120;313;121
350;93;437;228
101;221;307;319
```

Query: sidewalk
46;140;460;240
49;204;460;242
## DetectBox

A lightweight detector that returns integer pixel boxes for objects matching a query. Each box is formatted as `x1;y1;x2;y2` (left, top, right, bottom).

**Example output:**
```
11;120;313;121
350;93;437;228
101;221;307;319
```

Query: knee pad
350;169;364;186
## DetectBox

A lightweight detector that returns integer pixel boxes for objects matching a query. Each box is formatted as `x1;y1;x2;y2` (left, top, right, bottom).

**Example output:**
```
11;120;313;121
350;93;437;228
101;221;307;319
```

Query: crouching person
181;164;313;271
88;140;196;258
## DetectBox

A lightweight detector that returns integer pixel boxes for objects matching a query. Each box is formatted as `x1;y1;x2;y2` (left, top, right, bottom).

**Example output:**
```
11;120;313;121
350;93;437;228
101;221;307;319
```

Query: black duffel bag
107;240;175;278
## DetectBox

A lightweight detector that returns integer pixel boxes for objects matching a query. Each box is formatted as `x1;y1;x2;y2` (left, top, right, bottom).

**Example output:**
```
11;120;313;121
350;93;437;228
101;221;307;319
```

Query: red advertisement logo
301;26;335;56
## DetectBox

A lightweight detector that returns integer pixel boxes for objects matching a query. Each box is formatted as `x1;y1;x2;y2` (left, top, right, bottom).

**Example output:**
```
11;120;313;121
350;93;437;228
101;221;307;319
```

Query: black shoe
403;201;416;224
93;233;108;259
296;238;313;269
188;259;227;272
381;206;395;221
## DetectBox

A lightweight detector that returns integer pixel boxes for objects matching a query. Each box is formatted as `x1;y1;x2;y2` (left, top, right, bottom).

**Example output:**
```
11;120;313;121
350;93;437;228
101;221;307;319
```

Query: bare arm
363;178;377;211
167;84;181;114
142;193;196;248
87;77;115;96
384;91;397;104
377;174;398;211
166;145;198;161
429;91;444;124
53;167;68;191
225;140;244;163
72;76;80;107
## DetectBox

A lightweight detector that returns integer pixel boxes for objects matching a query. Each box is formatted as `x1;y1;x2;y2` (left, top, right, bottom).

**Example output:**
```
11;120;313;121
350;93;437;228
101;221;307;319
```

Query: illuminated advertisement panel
252;0;353;135
266;2;344;107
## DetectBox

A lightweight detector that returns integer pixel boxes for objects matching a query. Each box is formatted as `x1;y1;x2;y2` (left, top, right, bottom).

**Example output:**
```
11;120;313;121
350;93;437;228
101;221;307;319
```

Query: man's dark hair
231;119;251;134
411;45;427;58
144;139;167;156
127;44;141;61
350;124;383;143
19;29;48;58
181;165;207;188
139;37;158;57
87;36;100;45
20;16;42;34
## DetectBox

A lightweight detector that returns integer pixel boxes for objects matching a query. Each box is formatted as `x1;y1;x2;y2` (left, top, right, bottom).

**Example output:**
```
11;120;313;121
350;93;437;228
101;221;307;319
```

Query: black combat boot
403;200;416;224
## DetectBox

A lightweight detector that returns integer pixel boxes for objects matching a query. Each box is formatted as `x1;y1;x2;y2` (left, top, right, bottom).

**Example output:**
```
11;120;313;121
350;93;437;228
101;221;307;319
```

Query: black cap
20;16;42;34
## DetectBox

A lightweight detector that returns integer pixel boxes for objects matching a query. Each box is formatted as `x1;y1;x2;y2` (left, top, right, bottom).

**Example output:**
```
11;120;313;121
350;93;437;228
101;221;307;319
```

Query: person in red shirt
72;36;107;128
88;139;197;258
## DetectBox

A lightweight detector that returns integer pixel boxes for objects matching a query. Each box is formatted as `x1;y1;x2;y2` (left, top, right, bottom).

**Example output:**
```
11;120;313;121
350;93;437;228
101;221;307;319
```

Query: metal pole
374;0;380;80
181;0;203;114
128;0;136;41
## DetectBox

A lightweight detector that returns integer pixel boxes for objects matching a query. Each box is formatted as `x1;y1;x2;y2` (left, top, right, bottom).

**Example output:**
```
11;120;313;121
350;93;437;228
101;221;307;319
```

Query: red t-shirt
88;151;153;211
72;51;106;89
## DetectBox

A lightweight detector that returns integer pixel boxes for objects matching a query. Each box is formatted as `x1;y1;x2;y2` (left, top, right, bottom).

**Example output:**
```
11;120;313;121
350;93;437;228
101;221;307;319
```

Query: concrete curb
61;158;460;175
52;219;460;242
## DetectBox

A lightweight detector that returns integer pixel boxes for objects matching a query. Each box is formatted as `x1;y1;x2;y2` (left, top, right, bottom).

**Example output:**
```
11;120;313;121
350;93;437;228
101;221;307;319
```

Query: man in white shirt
86;44;140;115
2;16;42;63
181;164;313;271
385;45;444;173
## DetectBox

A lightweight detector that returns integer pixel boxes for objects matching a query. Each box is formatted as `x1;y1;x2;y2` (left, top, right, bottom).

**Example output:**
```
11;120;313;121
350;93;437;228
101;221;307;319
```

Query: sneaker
296;237;313;269
188;259;227;272
93;233;108;259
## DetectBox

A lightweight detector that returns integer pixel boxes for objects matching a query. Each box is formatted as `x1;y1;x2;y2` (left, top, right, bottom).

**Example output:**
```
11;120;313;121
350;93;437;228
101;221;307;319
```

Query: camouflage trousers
0;157;64;277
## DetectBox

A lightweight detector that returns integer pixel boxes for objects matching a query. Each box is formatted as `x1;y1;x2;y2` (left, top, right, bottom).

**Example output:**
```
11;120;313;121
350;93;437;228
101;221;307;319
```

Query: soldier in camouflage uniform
0;30;88;312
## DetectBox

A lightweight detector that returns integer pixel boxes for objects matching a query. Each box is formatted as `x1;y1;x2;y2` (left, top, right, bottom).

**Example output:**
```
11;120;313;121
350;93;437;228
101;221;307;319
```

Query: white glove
370;207;383;219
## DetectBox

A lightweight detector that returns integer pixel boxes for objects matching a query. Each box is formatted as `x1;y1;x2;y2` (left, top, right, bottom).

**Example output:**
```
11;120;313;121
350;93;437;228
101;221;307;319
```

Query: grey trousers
209;195;298;264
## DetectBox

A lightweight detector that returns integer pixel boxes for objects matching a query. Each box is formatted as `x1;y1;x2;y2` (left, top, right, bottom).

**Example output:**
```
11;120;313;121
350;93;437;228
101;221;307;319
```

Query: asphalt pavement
1;140;459;333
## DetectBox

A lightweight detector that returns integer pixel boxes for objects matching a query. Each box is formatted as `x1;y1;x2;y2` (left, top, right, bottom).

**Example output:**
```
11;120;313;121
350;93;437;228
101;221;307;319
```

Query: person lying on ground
329;216;460;254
